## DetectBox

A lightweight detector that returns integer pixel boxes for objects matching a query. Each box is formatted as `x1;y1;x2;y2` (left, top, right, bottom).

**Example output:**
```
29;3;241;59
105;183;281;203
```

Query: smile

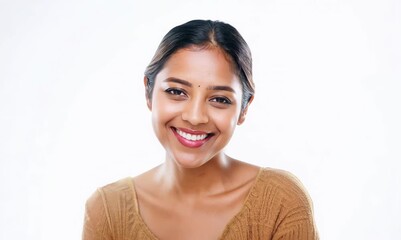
176;129;208;141
171;127;213;148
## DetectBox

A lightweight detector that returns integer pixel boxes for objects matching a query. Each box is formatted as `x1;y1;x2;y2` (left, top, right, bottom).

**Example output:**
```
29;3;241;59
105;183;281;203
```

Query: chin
174;157;206;169
169;152;209;169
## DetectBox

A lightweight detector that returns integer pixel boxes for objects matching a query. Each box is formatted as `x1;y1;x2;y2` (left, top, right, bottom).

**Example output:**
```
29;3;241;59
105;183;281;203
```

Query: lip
171;127;213;148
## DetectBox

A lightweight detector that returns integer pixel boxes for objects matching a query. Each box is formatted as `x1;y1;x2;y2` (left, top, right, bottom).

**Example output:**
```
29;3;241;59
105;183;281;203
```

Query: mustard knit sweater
82;168;319;239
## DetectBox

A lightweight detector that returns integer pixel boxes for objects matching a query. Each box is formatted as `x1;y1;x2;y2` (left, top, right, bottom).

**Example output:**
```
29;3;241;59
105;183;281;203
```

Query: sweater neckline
127;167;264;239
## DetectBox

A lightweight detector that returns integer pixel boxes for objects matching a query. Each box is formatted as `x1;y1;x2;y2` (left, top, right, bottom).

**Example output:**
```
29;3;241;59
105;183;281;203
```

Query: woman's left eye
210;97;232;105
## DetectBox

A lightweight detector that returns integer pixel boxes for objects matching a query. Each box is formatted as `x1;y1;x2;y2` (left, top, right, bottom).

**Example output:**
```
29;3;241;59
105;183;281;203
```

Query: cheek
211;109;238;133
151;96;182;128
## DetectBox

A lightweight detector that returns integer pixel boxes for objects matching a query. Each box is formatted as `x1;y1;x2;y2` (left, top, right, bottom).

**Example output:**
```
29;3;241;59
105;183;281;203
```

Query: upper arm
82;189;113;240
272;204;319;240
270;170;319;240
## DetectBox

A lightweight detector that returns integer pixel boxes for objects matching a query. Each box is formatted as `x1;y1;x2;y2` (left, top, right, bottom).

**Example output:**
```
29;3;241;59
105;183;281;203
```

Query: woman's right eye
165;88;186;96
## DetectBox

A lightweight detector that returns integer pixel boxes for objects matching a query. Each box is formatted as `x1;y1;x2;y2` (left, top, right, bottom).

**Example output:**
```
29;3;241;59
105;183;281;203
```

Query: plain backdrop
1;0;400;239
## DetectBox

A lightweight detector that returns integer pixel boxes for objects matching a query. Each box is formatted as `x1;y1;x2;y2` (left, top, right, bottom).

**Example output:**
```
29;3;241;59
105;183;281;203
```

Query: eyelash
164;88;232;105
165;88;186;96
210;97;232;105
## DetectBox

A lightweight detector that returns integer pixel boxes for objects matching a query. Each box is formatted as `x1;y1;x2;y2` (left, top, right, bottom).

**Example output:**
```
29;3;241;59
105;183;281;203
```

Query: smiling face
146;47;250;168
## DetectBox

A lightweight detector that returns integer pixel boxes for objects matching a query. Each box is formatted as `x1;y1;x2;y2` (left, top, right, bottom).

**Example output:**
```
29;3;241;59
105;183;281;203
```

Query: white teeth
176;129;207;141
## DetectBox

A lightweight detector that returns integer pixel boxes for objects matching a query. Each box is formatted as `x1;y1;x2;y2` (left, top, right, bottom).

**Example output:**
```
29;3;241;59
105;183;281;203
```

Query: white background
1;0;400;239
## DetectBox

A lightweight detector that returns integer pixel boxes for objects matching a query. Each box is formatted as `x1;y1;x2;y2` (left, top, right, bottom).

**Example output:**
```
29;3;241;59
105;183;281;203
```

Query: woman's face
147;47;248;168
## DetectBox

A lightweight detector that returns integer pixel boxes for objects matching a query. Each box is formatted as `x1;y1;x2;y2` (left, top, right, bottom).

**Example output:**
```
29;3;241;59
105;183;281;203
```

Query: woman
83;20;318;240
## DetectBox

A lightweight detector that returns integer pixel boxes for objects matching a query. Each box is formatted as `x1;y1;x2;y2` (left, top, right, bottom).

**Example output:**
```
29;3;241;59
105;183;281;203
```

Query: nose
181;97;209;125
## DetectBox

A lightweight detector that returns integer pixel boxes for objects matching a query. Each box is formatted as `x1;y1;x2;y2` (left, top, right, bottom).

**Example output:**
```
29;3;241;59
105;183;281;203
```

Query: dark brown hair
144;19;254;110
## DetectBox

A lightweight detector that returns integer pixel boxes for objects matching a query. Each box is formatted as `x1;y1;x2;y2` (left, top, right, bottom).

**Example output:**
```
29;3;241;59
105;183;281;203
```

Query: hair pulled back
144;19;254;110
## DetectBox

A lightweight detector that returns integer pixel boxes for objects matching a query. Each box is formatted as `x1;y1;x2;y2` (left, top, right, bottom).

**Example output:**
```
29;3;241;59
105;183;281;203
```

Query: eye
165;88;186;96
210;97;232;105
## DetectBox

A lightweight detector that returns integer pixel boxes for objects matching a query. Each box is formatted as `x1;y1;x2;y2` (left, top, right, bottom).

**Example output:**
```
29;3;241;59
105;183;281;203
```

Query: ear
144;76;152;111
237;95;254;125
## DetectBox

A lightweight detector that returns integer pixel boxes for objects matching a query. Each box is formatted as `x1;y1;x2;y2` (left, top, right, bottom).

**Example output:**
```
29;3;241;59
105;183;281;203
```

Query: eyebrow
163;77;236;93
207;85;236;93
163;77;192;87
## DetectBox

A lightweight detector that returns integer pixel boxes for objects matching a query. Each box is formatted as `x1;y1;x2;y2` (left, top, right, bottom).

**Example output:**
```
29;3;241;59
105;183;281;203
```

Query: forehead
156;47;240;88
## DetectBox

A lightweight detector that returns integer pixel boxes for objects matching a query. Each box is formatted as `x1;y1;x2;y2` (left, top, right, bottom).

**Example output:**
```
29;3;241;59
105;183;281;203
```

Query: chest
137;191;249;239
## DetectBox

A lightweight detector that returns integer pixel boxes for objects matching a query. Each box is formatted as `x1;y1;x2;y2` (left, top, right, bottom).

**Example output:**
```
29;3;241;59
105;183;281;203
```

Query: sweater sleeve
271;171;319;240
272;205;318;240
82;189;113;240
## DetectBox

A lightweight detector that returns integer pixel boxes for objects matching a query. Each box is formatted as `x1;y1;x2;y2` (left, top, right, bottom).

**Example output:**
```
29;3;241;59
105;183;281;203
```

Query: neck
157;153;234;197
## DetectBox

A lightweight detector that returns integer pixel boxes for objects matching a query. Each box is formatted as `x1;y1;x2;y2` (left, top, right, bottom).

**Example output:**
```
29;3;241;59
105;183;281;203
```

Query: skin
134;46;259;240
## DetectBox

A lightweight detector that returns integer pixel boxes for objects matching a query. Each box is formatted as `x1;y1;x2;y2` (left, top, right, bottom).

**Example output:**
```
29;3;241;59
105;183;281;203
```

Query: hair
144;19;254;111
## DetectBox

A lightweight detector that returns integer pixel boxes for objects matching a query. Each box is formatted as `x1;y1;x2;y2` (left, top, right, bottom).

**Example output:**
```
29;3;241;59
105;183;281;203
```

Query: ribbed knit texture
82;168;319;239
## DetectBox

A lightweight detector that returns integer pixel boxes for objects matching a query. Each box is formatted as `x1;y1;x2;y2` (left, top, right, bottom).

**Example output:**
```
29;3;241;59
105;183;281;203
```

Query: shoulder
256;167;314;209
85;177;134;216
98;177;134;198
253;168;319;238
88;177;136;210
83;177;138;238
